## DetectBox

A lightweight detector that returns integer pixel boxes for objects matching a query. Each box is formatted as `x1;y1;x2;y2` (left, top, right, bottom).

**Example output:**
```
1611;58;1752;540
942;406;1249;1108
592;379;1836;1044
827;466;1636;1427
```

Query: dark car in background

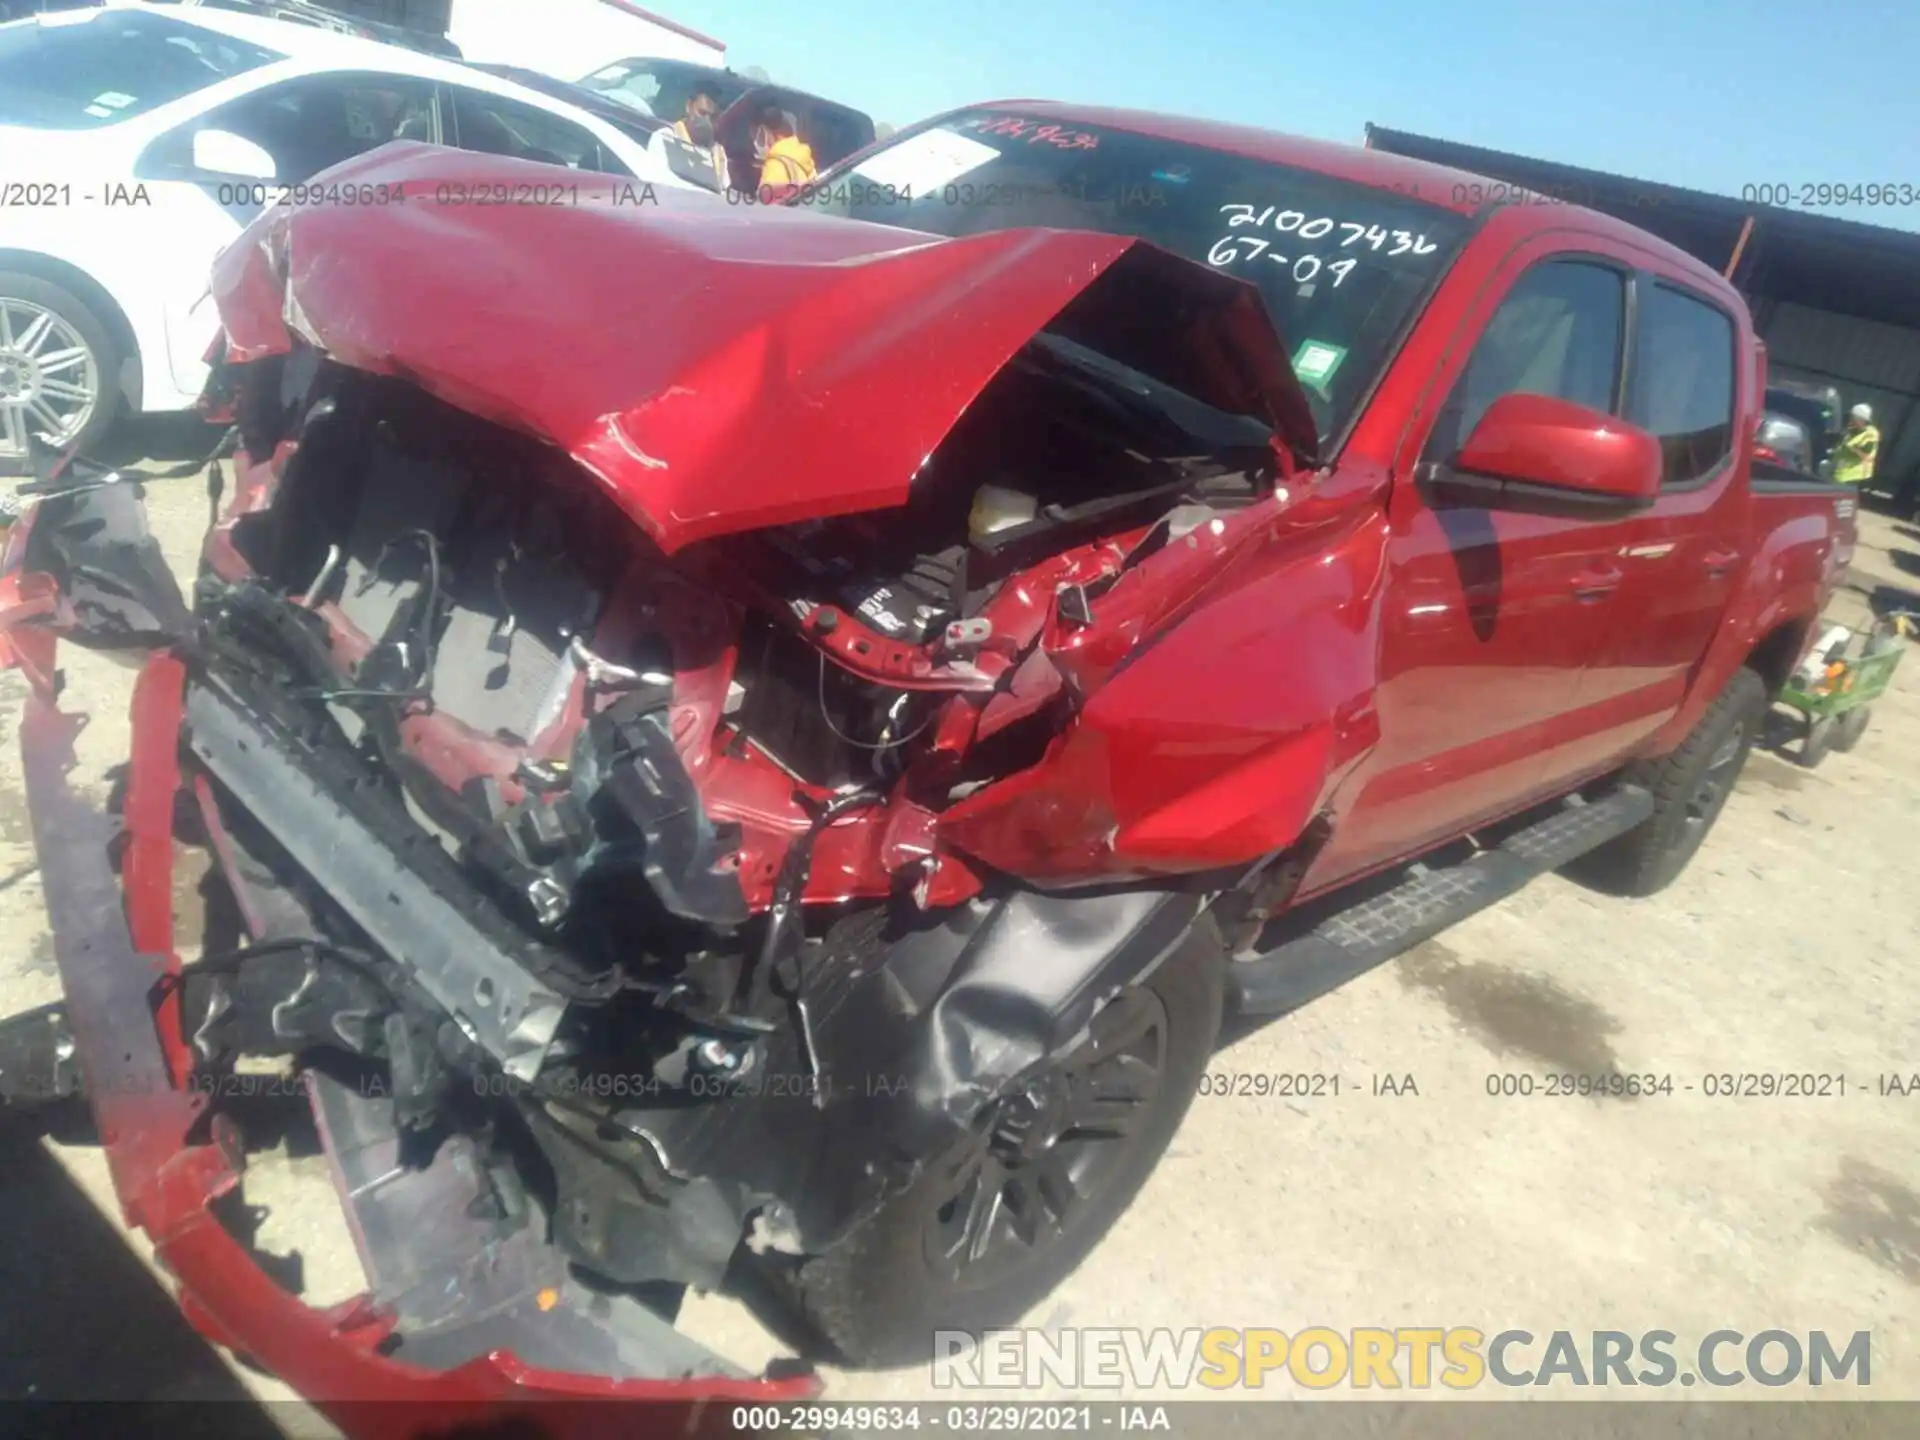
466;62;666;146
579;55;877;178
1765;378;1844;480
577;54;753;121
1755;411;1817;476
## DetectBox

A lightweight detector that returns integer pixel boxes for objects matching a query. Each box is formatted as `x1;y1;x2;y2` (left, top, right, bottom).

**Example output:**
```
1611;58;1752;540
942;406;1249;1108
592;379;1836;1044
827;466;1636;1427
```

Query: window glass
803;112;1473;445
448;88;616;173
579;59;749;123
0;9;281;130
1630;285;1736;486
796;101;875;169
1429;260;1624;458
164;74;435;182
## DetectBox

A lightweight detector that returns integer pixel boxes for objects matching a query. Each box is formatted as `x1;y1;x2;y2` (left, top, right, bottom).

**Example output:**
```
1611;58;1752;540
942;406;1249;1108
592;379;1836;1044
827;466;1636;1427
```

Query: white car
0;2;711;458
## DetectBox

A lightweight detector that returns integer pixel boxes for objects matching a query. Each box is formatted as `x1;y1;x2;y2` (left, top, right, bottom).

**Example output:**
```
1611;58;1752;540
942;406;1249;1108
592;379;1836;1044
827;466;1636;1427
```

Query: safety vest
759;136;817;190
1833;424;1879;484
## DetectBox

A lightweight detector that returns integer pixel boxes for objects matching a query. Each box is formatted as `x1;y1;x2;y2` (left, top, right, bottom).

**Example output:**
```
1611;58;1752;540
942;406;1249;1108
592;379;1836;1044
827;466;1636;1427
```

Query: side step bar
1228;785;1654;1017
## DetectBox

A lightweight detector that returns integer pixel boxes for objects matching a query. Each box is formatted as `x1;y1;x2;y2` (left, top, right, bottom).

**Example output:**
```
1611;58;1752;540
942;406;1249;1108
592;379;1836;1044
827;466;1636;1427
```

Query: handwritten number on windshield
1219;203;1435;256
1209;235;1270;264
962;115;1101;150
1206;234;1360;286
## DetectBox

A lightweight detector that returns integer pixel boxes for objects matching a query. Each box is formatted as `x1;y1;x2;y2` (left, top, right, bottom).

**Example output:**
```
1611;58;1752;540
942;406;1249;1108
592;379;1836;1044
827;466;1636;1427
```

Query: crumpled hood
210;142;1317;554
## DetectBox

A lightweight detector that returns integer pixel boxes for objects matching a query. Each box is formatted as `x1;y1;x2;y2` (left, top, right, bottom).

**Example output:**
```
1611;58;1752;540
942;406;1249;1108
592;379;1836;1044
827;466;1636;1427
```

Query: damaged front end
2;461;819;1428
2;145;1331;1416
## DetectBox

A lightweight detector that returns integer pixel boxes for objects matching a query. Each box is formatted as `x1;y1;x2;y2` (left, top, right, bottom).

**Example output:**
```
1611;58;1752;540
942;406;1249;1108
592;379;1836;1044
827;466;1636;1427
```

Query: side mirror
1454;392;1662;507
192;129;277;181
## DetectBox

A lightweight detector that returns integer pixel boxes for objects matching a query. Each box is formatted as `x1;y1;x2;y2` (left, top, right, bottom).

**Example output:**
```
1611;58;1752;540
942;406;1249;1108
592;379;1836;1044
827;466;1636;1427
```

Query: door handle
1571;566;1623;602
1703;548;1741;578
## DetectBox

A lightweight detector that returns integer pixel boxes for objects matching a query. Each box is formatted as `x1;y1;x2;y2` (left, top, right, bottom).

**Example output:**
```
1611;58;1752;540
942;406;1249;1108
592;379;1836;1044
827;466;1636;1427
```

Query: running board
1228;785;1654;1017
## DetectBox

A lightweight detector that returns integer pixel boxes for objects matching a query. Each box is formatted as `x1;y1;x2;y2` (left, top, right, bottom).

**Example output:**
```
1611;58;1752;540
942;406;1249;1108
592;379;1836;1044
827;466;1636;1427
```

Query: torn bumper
15;656;816;1434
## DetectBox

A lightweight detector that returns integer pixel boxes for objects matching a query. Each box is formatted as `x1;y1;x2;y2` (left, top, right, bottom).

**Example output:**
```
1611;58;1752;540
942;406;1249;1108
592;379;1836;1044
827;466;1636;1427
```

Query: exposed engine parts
131;318;1292;1296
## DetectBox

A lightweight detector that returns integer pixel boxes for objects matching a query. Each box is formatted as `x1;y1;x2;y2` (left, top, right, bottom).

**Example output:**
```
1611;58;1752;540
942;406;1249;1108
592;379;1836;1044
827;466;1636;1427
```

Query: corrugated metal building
1364;125;1920;507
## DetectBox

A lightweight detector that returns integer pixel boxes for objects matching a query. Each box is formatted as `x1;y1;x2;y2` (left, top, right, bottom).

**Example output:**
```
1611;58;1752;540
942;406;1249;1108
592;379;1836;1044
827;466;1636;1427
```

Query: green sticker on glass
1292;340;1347;387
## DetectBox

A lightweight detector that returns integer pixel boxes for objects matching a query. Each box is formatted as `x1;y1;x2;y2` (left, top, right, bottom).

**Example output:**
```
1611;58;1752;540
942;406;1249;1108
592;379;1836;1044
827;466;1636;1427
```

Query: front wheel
770;919;1225;1368
1564;667;1765;898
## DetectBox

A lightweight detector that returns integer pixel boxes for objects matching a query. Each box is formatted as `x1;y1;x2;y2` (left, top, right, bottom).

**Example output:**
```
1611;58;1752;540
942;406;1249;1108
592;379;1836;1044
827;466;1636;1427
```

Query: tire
771;918;1225;1368
1564;667;1766;899
0;271;124;460
1831;706;1871;754
1797;715;1836;769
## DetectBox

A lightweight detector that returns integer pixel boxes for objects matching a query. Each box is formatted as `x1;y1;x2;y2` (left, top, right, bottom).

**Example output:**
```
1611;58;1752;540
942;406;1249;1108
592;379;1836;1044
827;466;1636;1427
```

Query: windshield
579;58;749;122
801;112;1472;442
0;10;282;131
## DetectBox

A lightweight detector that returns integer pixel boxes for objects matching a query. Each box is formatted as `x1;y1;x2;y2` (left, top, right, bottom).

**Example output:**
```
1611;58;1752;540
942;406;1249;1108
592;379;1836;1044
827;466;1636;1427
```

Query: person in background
1832;402;1880;486
757;108;816;194
671;82;728;190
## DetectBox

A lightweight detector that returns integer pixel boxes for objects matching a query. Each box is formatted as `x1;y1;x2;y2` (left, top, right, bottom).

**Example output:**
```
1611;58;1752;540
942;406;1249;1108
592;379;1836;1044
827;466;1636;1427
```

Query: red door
1556;271;1751;770
1306;247;1638;891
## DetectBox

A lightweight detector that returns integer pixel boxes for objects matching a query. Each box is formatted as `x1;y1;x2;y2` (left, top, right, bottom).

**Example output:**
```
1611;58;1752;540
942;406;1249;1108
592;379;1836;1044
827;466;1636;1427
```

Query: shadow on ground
1822;1157;1920;1289
91;413;226;469
1740;745;1811;790
1868;582;1920;617
0;1125;284;1433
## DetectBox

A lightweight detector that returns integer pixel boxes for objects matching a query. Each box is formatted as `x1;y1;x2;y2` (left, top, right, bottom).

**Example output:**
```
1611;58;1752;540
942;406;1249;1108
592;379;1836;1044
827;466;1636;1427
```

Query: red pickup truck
0;101;1854;1422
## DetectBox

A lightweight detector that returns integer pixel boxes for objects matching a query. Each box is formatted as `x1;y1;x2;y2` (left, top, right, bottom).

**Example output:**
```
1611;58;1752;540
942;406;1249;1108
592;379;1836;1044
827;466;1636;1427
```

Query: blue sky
670;0;1920;232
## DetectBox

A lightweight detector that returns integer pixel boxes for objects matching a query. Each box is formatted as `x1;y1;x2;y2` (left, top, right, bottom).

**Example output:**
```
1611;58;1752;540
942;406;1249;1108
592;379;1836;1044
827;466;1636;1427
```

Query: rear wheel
1565;667;1766;898
0;273;122;460
771;919;1224;1368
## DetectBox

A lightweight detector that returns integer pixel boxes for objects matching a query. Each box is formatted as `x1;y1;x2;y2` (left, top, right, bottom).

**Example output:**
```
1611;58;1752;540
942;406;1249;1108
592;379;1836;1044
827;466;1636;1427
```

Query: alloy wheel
923;985;1168;1289
0;298;99;453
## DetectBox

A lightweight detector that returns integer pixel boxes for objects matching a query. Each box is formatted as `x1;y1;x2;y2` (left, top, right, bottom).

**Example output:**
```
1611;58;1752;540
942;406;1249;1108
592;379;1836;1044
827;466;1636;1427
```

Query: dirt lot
3;420;1919;1425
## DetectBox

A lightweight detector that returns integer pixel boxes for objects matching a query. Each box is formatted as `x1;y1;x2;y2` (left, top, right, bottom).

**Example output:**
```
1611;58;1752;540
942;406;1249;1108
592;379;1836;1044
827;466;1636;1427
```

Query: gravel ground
2;418;1917;1427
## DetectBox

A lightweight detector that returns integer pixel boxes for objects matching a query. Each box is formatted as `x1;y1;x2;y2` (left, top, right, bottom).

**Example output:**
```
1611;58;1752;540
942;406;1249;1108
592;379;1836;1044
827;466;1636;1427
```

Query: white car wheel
0;274;120;459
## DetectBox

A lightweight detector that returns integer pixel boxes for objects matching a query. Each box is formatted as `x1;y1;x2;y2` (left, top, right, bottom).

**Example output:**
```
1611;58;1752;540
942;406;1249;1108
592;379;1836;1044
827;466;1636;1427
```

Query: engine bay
119;317;1288;1297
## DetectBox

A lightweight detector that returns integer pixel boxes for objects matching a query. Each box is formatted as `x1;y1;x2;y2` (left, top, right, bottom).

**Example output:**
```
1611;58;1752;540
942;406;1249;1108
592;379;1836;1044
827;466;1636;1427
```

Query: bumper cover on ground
17;656;815;1437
